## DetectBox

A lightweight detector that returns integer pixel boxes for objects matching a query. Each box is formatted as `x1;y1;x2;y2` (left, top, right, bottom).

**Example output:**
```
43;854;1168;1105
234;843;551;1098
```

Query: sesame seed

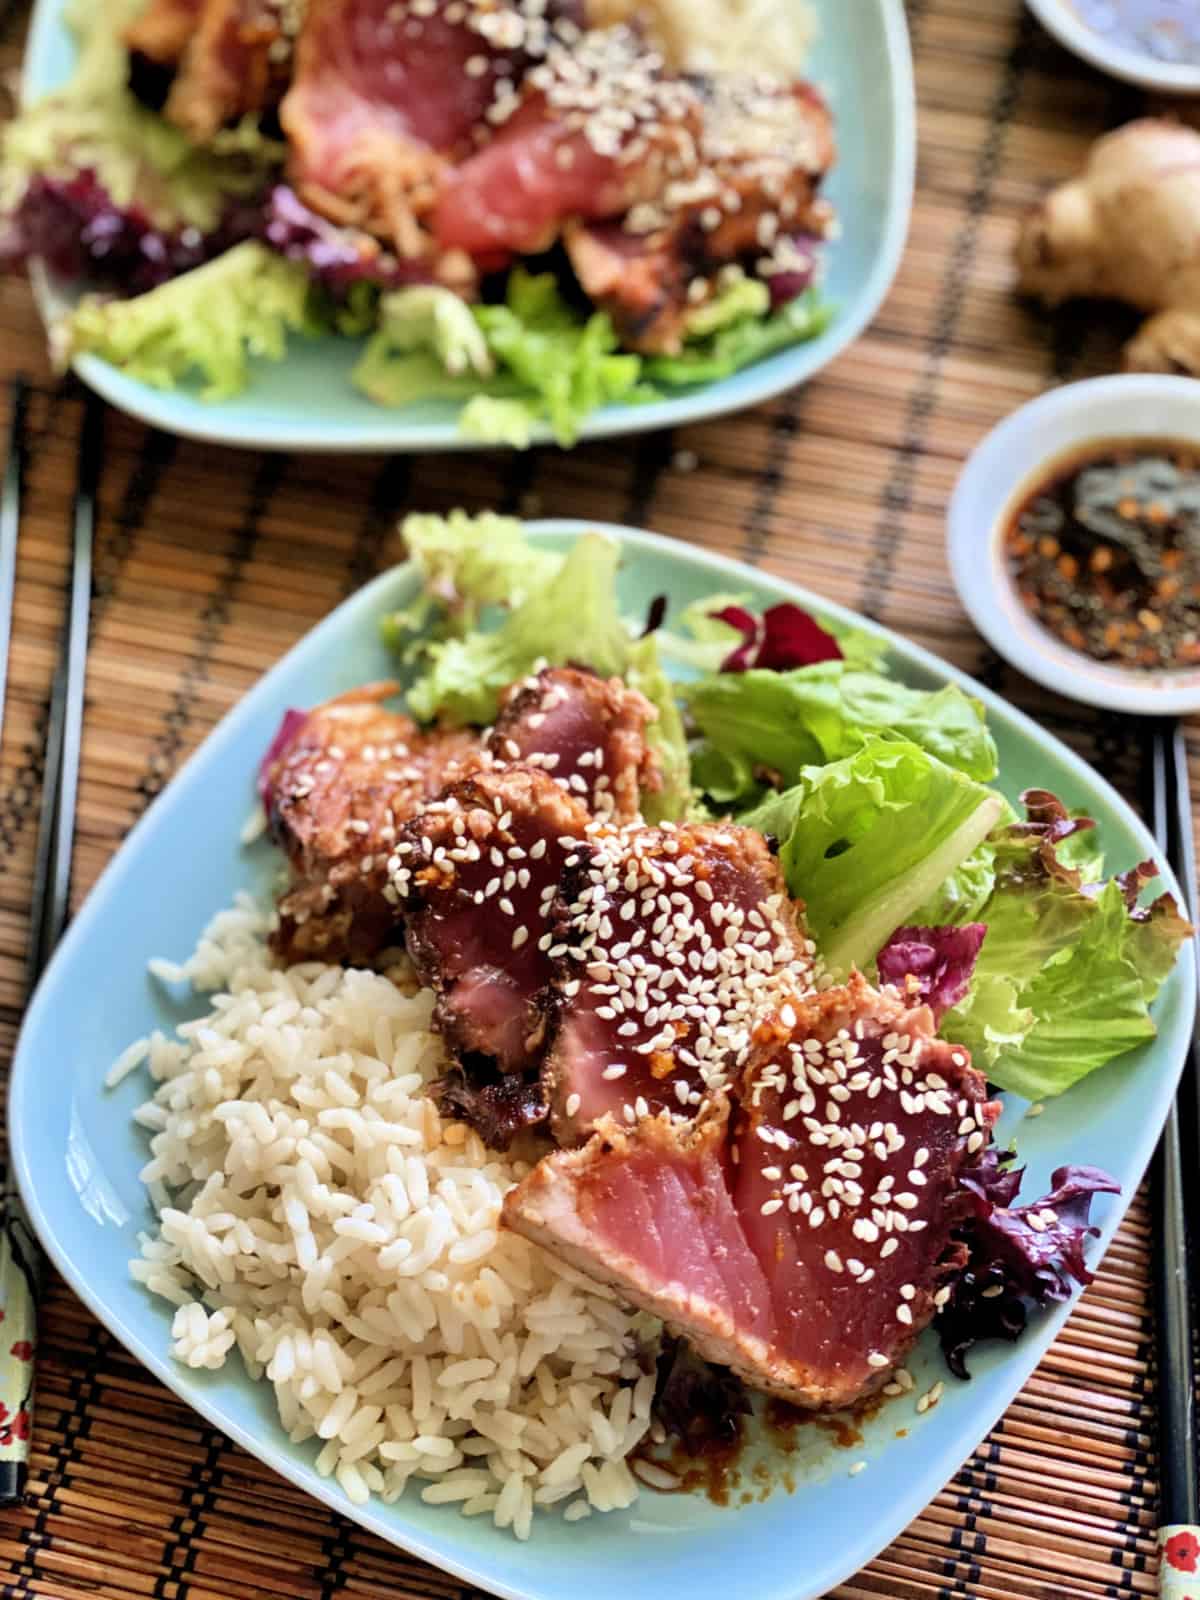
565;1093;581;1118
848;1461;867;1477
824;1249;843;1273
896;1304;913;1326
867;1352;889;1369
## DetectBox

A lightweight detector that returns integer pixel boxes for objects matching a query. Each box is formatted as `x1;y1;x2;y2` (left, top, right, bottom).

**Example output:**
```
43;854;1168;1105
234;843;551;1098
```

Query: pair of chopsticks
0;378;101;1504
1144;720;1200;1588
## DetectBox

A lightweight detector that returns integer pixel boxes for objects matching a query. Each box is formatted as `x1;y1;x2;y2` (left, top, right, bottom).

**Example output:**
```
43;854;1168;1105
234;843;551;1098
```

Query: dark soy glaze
1004;438;1200;671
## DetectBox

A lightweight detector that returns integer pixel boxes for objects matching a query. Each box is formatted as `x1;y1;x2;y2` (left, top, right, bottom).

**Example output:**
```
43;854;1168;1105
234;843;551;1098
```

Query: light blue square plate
10;524;1192;1600
22;2;914;452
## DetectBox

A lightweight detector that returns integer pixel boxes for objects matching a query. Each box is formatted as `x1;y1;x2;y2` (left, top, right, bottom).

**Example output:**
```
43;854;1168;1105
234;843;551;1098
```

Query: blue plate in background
21;1;914;452
10;524;1190;1600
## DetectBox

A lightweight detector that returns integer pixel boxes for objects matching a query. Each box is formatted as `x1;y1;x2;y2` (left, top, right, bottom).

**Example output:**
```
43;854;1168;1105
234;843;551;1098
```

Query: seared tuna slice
488;666;660;823
266;683;478;964
506;975;998;1409
433;26;701;259
393;766;590;1072
543;821;813;1144
566;79;835;355
164;0;299;141
281;0;535;256
563;221;691;356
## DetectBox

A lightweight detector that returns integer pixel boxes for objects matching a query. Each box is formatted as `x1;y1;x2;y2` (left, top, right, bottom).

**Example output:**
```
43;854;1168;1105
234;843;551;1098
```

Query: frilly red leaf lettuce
0;170;259;294
261;186;429;295
938;789;1193;1101
876;923;987;1021
257;708;308;809
937;1150;1120;1378
713;602;844;673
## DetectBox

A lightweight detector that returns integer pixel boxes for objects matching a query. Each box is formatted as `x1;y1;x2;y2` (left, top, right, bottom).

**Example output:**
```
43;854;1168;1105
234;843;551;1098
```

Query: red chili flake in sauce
1004;439;1200;671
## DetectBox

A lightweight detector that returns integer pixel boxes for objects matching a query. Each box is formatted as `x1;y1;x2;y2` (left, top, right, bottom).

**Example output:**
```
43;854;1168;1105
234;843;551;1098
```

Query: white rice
591;0;815;78
124;897;659;1537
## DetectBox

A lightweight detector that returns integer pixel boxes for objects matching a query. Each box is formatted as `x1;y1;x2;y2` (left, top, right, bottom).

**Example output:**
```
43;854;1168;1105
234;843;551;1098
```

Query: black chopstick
0;380;27;743
1145;719;1200;1560
0;389;103;1506
26;394;102;981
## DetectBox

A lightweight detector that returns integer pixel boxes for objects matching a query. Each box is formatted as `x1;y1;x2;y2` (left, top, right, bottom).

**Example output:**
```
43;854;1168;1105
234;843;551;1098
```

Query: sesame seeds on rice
125;899;659;1537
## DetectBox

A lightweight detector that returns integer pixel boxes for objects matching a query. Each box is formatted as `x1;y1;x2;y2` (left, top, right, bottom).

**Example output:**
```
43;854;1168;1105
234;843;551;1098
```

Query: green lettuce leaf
652;594;748;674
390;511;563;637
383;514;691;819
910;836;1001;925
355;274;833;444
644;291;832;388
686;664;999;804
654;594;888;679
351;285;505;411
682;269;770;339
473;271;648;446
625;634;694;823
939;802;1193;1099
58;242;313;399
741;737;1005;977
459;396;535;449
353;271;648;448
2;0;283;230
404;532;632;725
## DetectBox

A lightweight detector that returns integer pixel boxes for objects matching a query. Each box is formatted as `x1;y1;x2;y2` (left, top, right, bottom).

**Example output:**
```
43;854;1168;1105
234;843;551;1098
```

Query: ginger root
1016;118;1200;375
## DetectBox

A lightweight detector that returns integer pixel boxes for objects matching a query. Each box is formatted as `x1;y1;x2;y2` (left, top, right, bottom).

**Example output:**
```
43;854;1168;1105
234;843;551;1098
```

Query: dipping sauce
1004;440;1200;671
1068;1;1200;65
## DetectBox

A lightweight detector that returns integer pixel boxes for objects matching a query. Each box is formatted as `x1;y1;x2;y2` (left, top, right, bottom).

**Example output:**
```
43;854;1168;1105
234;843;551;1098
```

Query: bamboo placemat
0;0;1191;1594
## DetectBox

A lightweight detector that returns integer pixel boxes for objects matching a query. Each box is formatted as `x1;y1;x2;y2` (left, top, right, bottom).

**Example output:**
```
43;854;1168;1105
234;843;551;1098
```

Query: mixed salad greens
384;511;1191;1110
0;2;833;444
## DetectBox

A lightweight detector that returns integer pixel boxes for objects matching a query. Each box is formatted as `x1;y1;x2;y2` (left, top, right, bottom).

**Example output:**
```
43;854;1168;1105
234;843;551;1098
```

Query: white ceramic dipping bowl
947;374;1200;715
1025;0;1200;94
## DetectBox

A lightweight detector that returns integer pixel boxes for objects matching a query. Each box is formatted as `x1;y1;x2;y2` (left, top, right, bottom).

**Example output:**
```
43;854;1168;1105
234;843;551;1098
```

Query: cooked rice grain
127;900;658;1536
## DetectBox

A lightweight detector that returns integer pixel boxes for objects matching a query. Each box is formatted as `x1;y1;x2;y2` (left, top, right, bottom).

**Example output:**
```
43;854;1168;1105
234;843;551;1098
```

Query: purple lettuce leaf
877;923;987;1022
763;231;822;308
0;171;261;295
257;707;308;809
937;1151;1119;1379
713;602;844;673
1;175;425;305
261;186;431;295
